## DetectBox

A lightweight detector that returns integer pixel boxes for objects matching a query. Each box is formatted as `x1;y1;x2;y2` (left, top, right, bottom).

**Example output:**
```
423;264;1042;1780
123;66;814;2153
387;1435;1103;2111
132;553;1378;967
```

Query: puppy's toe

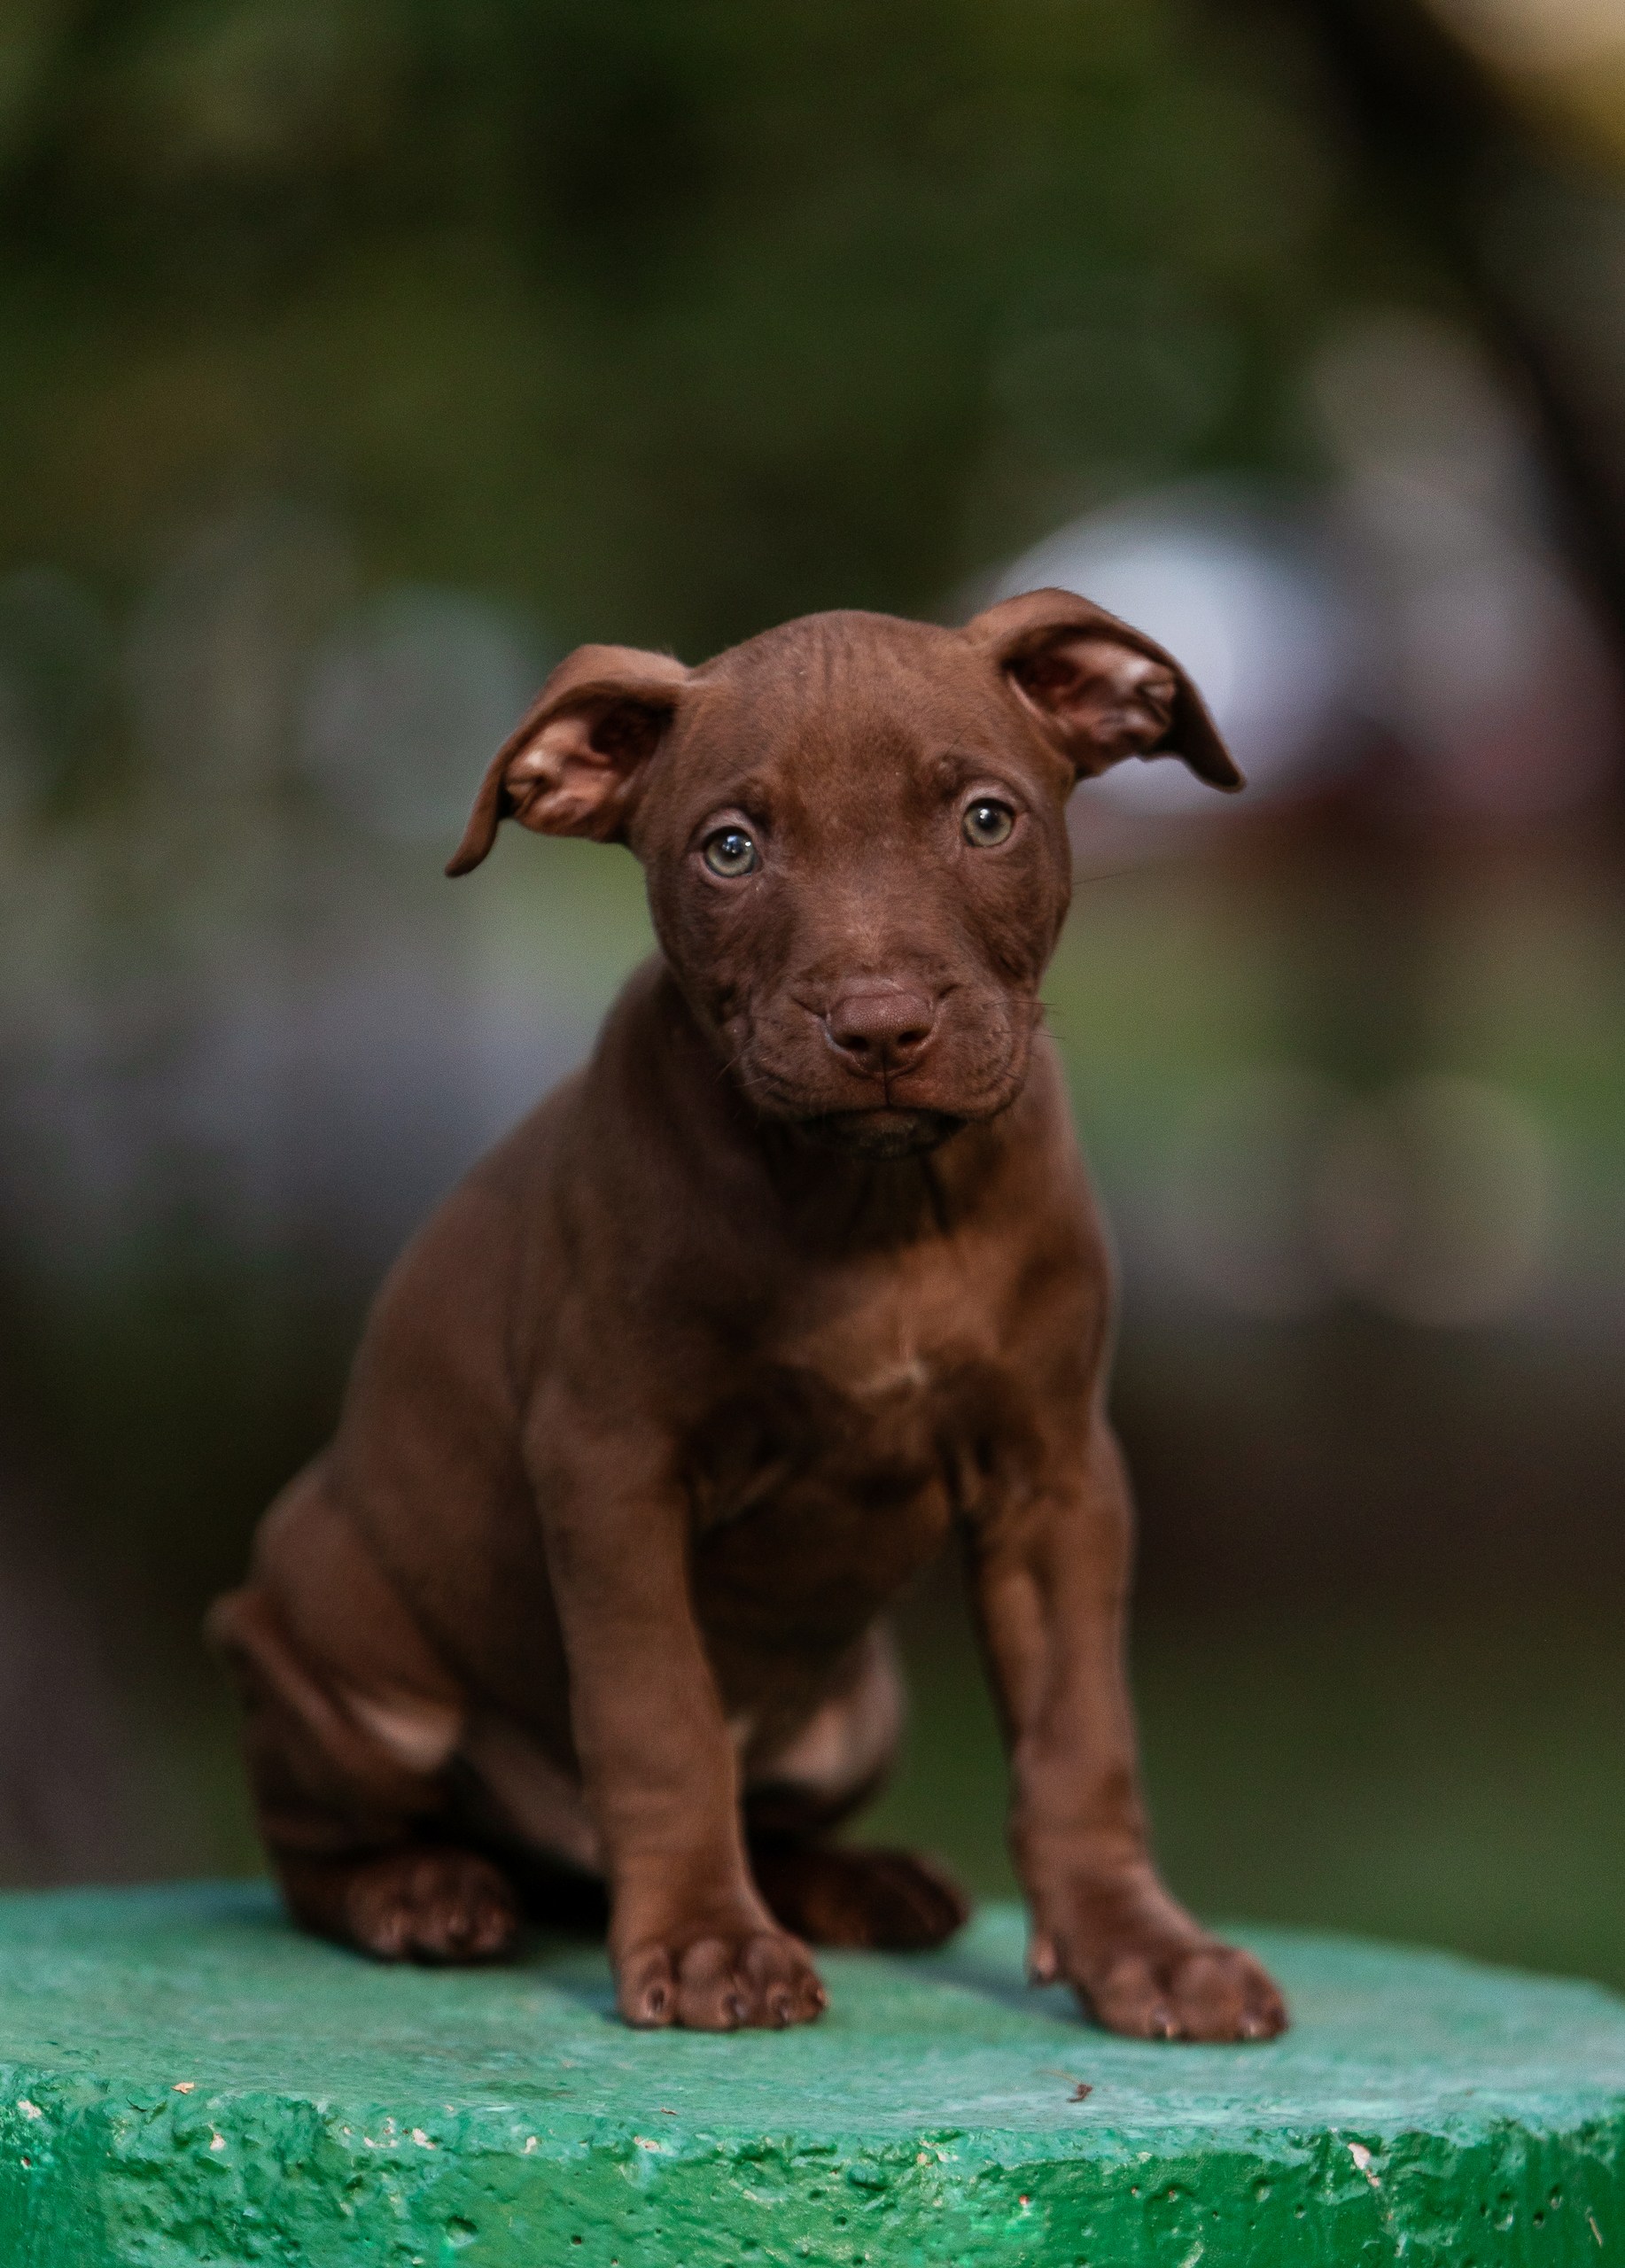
618;1945;678;2029
432;1867;521;1965
674;1936;747;2031
1085;1950;1179;2039
738;1930;827;2028
1182;1945;1288;2042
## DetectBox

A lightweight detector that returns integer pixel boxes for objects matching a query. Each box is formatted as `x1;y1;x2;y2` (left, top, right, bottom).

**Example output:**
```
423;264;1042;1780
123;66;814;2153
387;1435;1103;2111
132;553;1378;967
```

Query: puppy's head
450;591;1240;1157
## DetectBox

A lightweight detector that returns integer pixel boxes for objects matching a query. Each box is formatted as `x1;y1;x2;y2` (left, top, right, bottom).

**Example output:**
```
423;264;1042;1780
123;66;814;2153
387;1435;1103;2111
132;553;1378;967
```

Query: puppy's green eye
962;798;1015;848
702;826;759;878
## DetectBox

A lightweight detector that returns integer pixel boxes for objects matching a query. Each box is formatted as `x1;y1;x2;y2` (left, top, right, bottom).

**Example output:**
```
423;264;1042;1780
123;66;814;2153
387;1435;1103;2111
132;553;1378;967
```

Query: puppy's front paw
616;1923;827;2031
1067;1935;1286;2043
1031;1876;1287;2043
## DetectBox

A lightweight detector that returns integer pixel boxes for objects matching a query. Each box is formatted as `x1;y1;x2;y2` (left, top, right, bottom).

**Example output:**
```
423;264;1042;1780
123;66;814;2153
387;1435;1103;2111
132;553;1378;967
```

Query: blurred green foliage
0;0;1440;664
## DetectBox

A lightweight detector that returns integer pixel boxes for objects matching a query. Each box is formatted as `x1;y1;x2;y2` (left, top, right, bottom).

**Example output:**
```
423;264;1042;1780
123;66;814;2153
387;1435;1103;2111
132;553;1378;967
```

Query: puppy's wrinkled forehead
670;611;1015;803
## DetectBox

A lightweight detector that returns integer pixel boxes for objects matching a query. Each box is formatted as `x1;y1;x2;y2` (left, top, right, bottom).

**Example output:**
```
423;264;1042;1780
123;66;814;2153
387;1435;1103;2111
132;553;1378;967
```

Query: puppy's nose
823;984;938;1078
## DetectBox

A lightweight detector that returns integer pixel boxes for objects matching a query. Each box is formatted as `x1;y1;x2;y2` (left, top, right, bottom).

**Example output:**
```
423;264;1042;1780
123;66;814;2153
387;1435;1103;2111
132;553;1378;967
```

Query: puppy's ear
447;644;690;876
964;586;1242;791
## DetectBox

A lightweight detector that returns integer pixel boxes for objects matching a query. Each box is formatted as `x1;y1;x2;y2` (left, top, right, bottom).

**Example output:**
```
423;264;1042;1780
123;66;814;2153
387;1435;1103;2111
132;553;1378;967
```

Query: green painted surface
0;1885;1620;2264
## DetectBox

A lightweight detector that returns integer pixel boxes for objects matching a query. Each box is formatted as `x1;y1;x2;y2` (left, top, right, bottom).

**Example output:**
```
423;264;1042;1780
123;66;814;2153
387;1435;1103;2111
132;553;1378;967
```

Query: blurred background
0;0;1621;1987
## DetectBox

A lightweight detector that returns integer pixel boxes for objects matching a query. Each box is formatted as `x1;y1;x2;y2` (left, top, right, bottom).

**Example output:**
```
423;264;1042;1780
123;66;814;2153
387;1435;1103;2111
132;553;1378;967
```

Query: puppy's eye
702;826;759;878
962;798;1015;848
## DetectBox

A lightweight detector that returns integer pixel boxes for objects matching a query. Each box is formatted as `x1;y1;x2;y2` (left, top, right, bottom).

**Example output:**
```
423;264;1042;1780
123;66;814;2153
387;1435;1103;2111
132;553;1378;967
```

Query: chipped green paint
0;1885;1620;2264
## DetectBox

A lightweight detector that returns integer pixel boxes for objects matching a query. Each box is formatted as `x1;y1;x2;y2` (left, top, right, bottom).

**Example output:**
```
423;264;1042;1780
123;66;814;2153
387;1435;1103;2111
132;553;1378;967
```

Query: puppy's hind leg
743;1625;970;1953
206;1581;522;1966
750;1839;969;1953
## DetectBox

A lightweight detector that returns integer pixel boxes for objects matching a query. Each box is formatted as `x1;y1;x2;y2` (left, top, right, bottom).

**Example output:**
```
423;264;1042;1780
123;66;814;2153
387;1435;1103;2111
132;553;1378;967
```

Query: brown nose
822;984;938;1079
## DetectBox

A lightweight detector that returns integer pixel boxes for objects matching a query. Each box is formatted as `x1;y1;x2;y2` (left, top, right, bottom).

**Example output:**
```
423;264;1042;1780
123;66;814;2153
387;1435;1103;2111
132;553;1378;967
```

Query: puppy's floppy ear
447;644;690;876
964;586;1243;791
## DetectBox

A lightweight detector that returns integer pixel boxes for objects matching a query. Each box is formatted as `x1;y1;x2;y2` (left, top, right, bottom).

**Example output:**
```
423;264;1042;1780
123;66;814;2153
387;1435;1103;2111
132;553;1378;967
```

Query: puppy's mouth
795;1107;967;1160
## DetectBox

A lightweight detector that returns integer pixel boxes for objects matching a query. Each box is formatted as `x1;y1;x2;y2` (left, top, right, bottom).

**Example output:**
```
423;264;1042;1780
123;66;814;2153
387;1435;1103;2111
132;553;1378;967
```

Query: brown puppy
209;587;1287;2042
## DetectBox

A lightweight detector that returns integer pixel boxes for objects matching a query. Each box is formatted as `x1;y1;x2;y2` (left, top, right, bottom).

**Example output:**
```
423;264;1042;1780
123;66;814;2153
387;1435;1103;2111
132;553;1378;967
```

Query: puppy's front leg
965;1416;1287;2043
533;1416;826;2031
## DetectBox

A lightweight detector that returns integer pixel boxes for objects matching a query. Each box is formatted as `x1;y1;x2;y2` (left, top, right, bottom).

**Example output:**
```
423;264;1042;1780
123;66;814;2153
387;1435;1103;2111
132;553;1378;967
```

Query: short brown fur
209;590;1286;2040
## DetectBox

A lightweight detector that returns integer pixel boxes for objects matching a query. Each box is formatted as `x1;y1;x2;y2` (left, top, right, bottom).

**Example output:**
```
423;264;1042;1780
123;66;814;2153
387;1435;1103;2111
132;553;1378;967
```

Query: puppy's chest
685;1254;1034;1550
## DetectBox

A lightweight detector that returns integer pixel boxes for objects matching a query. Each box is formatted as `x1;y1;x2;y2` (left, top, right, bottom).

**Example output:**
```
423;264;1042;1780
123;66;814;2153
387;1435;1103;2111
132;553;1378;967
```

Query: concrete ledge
0;1883;1621;2263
